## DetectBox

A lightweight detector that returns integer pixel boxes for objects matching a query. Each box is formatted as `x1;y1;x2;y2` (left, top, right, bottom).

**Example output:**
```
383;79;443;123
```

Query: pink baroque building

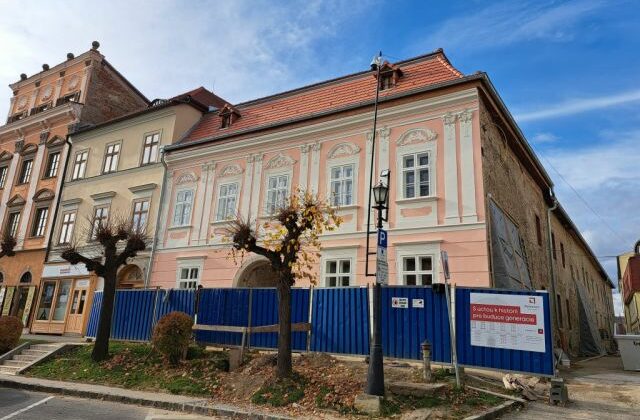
148;49;614;357
150;50;487;289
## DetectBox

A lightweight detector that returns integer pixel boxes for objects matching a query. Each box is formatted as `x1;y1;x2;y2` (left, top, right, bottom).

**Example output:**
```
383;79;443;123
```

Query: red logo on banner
470;304;537;325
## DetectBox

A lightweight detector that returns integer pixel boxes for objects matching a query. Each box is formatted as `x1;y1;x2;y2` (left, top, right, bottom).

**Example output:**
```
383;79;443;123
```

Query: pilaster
443;112;460;224
458;109;477;223
309;142;321;194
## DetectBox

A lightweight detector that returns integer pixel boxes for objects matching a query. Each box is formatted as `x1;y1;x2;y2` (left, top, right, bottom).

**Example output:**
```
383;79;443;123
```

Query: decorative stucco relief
264;153;296;169
327;141;361;159
396;128;437;147
175;171;198;185
219;163;243;177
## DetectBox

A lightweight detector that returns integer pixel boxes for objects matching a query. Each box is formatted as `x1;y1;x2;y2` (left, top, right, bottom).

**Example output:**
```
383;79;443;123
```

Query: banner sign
470;293;546;353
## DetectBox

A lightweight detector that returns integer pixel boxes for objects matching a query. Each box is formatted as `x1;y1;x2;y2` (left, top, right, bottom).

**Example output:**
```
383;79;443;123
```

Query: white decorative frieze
220;163;243;177
264;153;296;169
396;128;437;147
327;142;361;159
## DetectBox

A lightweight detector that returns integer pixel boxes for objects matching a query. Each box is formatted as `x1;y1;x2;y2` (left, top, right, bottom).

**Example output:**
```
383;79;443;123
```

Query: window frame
172;188;194;227
58;210;77;245
264;173;290;215
131;198;151;233
395;242;440;286
101;141;122;174
140;131;161;166
176;259;204;289
30;206;50;237
320;247;357;287
215;181;239;221
71;149;89;181
18;157;34;184
400;255;434;286
43;150;61;179
90;205;110;241
323;258;353;287
0;165;8;189
401;151;431;199
395;141;437;203
5;210;21;237
329;163;355;207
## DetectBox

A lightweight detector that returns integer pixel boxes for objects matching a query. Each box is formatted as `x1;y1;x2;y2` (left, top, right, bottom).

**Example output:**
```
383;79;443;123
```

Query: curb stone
0;377;292;420
463;400;522;420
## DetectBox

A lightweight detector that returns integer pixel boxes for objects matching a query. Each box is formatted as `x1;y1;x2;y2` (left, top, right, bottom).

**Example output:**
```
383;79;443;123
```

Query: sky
1;0;638;314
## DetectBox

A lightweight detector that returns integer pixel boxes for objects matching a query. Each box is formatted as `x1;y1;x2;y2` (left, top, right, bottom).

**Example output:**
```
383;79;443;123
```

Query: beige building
36;88;225;334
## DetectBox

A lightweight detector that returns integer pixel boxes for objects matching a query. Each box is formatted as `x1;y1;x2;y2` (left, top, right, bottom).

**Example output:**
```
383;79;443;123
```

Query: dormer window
219;104;240;129
376;61;403;91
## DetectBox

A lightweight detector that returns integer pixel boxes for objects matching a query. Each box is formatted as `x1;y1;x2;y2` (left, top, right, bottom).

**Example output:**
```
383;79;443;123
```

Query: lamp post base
366;282;385;396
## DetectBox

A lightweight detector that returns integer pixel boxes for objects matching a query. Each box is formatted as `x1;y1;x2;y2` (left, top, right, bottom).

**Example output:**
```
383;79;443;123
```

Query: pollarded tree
226;188;341;378
0;230;16;259
61;215;148;362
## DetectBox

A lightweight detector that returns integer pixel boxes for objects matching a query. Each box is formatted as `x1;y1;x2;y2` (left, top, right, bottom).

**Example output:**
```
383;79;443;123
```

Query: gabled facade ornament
396;128;438;147
220;163;243;177
6;194;26;207
175;171;198;185
33;188;56;202
458;109;473;123
327;141;361;159
443;112;457;126
264;153;296;169
0;150;13;161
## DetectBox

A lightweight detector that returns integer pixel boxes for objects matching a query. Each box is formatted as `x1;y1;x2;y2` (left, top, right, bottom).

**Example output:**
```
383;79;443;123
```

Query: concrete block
354;393;382;415
388;381;446;397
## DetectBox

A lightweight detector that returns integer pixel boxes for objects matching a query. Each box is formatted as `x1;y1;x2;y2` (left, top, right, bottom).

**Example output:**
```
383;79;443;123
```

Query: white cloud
516;89;640;122
531;132;559;143
423;0;603;52
0;0;372;119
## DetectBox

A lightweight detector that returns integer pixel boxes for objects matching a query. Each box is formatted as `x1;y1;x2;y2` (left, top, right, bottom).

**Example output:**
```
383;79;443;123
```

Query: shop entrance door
65;279;89;334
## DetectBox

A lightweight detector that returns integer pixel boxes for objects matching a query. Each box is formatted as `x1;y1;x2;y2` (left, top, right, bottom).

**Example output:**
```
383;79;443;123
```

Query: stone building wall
478;96;614;355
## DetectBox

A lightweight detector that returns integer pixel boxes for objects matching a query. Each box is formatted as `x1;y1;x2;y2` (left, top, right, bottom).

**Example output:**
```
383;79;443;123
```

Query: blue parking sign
377;229;387;248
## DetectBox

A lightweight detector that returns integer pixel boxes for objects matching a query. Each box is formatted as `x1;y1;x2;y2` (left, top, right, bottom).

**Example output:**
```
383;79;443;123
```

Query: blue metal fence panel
310;287;370;355
249;288;310;351
381;286;452;363
195;288;250;346
455;287;554;376
85;289;195;341
85;291;102;338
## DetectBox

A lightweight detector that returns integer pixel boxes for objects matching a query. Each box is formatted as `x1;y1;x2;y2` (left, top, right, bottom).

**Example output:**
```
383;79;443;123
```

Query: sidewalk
21;333;88;344
0;374;290;419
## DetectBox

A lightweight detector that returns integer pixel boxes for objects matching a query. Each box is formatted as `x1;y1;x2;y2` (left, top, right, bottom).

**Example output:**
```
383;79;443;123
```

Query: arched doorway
117;265;144;289
233;256;279;288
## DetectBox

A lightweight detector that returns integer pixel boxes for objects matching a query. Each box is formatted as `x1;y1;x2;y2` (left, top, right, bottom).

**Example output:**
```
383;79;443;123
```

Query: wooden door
65;280;89;334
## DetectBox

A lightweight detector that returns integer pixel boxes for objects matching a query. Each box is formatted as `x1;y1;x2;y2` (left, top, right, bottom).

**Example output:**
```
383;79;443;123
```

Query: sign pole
441;251;460;387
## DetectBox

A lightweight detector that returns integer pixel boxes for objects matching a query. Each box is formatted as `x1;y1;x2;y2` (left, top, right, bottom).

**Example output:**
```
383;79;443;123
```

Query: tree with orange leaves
225;188;341;378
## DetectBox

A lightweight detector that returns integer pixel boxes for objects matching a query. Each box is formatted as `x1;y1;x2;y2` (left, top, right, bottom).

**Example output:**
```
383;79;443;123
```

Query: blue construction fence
86;285;554;376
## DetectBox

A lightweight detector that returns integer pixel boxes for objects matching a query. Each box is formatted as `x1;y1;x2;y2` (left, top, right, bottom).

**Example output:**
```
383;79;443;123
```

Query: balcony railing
5;91;82;125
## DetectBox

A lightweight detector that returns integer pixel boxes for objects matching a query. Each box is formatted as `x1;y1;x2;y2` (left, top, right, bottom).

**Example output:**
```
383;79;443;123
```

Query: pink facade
149;55;492;290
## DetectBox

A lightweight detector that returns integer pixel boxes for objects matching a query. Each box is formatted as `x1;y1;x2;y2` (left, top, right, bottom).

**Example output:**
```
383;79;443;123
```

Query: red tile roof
172;86;227;109
180;50;464;145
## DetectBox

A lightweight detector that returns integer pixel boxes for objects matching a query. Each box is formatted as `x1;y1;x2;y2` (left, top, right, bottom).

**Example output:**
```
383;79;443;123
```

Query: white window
330;164;353;206
90;206;109;240
31;207;49;237
132;200;150;232
102;142;120;174
324;259;352;287
0;166;7;188
265;174;289;214
58;211;76;244
19;158;33;184
141;133;160;165
44;151;60;178
216;182;238;221
72;151;88;180
402;152;430;198
173;189;193;226
6;211;21;237
401;255;433;285
178;267;199;289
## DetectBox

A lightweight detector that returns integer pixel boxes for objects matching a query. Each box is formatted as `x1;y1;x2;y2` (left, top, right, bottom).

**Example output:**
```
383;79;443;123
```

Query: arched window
20;271;32;284
0;272;4;284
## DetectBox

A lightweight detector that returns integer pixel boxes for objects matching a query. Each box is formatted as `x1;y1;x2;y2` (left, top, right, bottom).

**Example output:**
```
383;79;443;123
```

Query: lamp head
372;181;389;206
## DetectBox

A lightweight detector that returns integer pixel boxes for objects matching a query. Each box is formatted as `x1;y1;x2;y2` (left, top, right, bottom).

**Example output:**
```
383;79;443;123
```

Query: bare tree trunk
276;281;292;379
92;269;116;362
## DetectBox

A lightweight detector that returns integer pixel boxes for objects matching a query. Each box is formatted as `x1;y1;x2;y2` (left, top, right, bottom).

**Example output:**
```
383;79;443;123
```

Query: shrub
0;316;23;354
152;311;193;366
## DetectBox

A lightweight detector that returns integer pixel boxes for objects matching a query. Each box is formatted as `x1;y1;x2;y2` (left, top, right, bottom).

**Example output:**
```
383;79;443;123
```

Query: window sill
168;224;192;231
395;196;438;204
211;219;233;226
334;204;359;211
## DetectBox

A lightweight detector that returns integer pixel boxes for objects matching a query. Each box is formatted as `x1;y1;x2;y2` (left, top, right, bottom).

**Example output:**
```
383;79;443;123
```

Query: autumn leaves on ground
25;341;504;418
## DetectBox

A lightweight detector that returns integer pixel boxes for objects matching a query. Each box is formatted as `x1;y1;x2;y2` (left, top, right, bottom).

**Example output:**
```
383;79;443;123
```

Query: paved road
0;387;218;420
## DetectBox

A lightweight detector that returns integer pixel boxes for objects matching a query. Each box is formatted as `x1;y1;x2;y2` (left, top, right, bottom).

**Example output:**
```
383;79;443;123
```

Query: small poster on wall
470;293;546;353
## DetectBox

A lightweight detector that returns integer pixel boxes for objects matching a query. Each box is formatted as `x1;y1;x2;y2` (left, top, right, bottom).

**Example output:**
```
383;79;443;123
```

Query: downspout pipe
546;188;559;338
145;146;168;288
44;135;73;263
